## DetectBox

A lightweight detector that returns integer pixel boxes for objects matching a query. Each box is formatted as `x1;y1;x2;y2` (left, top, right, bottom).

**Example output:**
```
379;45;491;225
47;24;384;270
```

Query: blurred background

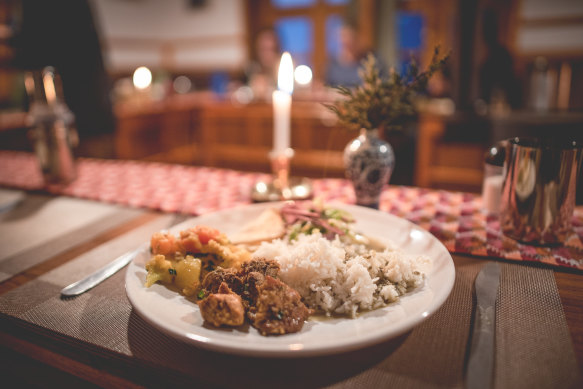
0;0;582;193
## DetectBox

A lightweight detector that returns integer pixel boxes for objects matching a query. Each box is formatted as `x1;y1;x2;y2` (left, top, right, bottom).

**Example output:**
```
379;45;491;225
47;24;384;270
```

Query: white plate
125;202;455;357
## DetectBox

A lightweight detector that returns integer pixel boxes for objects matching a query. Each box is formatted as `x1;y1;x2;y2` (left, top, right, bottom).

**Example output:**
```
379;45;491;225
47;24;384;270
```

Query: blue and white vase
343;128;395;209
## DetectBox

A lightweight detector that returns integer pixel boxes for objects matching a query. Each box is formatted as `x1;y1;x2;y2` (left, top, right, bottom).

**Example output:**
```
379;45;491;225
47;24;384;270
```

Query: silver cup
500;137;582;245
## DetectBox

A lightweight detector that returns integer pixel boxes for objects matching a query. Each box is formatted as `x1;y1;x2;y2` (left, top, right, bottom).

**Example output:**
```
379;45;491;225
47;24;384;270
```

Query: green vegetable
288;225;301;241
205;259;216;272
323;208;354;222
197;289;206;299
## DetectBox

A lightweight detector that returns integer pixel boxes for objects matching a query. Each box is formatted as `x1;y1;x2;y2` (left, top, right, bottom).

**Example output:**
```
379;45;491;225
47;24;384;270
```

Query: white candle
272;90;291;153
273;52;294;154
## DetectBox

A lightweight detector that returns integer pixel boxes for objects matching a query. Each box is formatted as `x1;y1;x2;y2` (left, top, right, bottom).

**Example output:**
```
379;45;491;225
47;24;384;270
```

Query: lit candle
273;52;294;154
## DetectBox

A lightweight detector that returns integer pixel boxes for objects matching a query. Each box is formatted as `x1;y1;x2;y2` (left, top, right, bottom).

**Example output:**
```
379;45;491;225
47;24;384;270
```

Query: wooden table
0;154;581;387
0;208;581;387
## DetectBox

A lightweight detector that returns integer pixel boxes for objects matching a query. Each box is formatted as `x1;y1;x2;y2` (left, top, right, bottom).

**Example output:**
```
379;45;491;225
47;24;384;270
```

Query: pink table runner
1;151;582;271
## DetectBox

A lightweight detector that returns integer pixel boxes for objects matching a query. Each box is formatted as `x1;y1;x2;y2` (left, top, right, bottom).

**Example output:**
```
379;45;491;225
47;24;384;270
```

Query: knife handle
466;305;496;389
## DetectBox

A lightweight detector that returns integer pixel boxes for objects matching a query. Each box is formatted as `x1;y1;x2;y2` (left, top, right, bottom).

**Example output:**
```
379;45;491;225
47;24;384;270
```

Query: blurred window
396;11;424;75
250;0;348;80
275;17;314;67
271;0;316;9
397;12;423;49
326;14;343;58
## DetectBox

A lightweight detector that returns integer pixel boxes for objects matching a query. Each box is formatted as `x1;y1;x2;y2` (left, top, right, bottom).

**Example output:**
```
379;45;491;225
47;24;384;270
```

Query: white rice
252;231;431;317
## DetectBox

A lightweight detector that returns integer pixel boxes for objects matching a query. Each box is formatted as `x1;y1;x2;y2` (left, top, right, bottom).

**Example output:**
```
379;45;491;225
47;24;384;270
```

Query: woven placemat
495;264;579;388
0;229;579;388
0;193;143;282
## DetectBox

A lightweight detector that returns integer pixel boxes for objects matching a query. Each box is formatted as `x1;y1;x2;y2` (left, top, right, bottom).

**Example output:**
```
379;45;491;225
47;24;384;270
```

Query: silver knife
60;244;146;297
60;213;189;297
466;262;501;389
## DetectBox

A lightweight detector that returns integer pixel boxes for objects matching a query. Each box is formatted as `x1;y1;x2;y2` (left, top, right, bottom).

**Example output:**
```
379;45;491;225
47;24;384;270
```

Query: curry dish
144;223;312;335
144;201;430;336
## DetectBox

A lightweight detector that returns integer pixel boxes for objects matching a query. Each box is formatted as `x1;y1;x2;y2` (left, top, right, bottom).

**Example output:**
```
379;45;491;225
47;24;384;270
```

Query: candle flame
277;52;294;94
42;71;57;104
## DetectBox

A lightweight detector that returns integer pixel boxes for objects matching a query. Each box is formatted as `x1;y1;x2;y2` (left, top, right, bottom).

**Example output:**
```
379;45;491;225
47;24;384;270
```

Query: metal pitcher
500;137;582;245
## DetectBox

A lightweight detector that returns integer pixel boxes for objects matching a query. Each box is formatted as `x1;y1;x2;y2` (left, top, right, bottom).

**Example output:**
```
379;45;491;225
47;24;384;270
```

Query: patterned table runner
0;151;581;271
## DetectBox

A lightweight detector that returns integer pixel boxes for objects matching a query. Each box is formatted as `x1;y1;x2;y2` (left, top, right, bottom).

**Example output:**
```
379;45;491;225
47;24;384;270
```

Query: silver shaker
24;67;78;185
500;137;582;245
482;141;506;214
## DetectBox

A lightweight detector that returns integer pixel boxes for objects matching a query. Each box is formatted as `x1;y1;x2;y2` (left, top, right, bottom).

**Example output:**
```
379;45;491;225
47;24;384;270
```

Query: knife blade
466;262;501;389
60;213;189;297
60;244;146;297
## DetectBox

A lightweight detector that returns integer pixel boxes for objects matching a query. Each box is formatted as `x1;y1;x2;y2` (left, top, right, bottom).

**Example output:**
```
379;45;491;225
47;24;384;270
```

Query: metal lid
484;140;506;167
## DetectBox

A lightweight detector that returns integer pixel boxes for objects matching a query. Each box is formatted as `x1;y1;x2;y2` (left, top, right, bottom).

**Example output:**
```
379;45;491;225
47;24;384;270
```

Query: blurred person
244;27;281;100
325;22;386;88
13;0;116;158
477;8;521;111
422;61;456;115
427;64;453;99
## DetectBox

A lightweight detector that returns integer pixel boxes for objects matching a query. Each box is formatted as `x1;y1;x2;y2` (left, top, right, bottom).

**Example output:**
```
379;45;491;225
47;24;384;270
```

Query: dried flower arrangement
325;47;450;134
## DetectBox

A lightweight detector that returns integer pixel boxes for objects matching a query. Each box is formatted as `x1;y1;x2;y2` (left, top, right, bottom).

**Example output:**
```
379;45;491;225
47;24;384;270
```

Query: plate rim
125;202;455;357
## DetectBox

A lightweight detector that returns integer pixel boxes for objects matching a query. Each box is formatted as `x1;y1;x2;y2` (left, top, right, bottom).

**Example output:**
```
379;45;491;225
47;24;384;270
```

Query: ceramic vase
343;128;395;209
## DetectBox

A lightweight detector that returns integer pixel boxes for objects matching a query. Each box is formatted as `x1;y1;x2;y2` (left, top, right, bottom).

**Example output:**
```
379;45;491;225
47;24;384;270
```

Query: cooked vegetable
174;256;202;296
281;201;354;241
145;254;174;287
145;225;251;297
151;232;181;256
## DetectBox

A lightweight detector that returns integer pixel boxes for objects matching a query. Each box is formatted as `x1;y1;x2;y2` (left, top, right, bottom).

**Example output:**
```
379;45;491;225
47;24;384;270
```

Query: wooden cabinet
114;95;353;178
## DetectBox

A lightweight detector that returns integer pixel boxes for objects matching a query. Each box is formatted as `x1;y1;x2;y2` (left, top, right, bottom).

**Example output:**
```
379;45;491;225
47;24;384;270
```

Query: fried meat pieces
251;275;312;335
197;283;245;327
197;259;312;335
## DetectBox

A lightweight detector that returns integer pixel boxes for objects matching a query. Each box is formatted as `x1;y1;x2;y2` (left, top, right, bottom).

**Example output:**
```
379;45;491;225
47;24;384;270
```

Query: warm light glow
42;71;56;104
133;66;152;90
173;75;191;94
348;139;361;152
277;52;294;94
294;65;312;85
294;185;308;198
255;182;267;193
233;86;254;104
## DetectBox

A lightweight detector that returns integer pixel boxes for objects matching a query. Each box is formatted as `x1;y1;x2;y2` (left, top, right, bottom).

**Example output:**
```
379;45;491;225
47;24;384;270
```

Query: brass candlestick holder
251;147;313;202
